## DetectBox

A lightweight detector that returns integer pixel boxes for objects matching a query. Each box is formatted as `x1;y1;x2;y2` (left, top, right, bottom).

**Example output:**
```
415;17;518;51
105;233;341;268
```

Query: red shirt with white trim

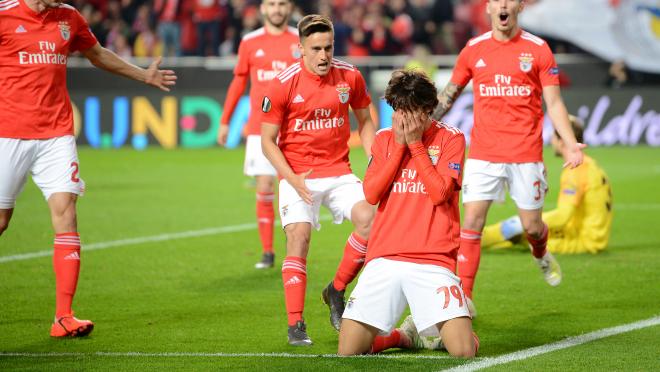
226;26;299;136
365;122;465;271
261;58;371;178
0;0;98;139
451;30;559;163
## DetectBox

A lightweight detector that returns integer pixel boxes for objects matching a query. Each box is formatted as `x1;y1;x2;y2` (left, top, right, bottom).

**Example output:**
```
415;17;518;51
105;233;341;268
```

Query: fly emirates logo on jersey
18;41;67;65
478;74;532;97
257;61;289;82
293;108;345;132
392;168;427;195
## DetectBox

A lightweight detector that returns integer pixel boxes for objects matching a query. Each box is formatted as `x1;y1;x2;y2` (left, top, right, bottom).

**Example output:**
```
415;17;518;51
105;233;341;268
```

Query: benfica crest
59;22;71;41
336;82;351;104
427;146;440;165
519;53;534;72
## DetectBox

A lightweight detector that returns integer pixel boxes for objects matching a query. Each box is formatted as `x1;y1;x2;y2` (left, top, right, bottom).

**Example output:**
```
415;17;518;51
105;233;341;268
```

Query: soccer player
0;0;176;337
338;69;477;358
482;116;613;254
261;14;377;345
431;0;586;315
217;0;299;270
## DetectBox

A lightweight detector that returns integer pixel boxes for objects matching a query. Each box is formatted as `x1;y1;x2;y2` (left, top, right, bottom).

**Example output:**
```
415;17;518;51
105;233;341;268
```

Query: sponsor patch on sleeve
449;162;461;172
261;96;272;113
550;67;560;75
562;188;577;195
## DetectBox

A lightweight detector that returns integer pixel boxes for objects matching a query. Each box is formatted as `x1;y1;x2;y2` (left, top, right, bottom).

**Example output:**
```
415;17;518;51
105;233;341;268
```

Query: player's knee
463;215;486;232
446;341;476;358
285;228;310;251
0;218;9;236
522;219;544;238
351;202;375;235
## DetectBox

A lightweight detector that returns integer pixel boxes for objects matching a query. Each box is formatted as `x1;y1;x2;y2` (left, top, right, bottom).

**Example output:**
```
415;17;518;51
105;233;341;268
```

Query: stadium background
65;0;660;149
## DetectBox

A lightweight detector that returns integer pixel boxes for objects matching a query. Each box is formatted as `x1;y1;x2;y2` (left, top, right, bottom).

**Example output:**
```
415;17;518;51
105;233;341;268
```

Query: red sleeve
408;131;465;205
538;43;560;87
70;10;98;52
350;69;371;110
260;79;287;126
435;130;466;184
363;131;407;205
450;46;472;86
219;74;249;125
233;38;250;76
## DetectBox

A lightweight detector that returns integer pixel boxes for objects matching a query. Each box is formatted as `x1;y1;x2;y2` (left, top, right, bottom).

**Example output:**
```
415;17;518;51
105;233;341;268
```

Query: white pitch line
0;215;335;264
0;351;457;360
442;315;660;372
0;223;256;264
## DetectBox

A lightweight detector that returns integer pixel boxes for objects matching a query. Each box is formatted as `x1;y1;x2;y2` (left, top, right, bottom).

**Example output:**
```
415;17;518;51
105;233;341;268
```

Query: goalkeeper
482;116;612;254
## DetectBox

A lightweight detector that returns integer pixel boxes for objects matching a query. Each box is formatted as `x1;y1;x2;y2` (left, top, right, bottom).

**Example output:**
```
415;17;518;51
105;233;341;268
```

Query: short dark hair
384;69;439;114
554;115;584;143
297;14;333;40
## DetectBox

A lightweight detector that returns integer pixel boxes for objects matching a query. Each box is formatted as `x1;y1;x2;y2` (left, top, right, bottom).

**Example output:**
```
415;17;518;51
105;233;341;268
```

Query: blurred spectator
192;0;225;56
134;22;164;57
70;0;633;59
154;0;183;57
404;44;437;79
111;33;133;59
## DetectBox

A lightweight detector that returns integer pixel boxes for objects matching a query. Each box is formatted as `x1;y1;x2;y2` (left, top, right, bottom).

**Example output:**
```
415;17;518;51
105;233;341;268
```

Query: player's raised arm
217;74;249;145
363;112;407;205
432;82;466;121
81;44;177;92
542;85;586;169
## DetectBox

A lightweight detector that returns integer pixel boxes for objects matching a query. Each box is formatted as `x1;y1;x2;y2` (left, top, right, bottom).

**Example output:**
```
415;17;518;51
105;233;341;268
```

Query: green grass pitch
1;146;659;371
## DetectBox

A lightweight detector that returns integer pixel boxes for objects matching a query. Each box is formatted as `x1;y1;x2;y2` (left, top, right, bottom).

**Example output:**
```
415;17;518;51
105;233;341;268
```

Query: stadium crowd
71;0;547;58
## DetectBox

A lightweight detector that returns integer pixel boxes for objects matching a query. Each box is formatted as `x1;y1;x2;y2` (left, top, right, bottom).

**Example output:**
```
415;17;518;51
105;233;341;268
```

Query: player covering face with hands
0;0;175;337
338;69;477;357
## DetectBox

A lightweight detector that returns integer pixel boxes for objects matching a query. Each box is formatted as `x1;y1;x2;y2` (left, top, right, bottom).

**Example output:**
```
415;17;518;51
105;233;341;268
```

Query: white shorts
278;173;365;230
462;159;548;210
343;258;471;337
0;135;85;209
244;135;276;177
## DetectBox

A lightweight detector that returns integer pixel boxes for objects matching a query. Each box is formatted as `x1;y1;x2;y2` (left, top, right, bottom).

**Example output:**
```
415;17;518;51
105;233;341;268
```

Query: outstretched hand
145;57;177;92
562;142;587;169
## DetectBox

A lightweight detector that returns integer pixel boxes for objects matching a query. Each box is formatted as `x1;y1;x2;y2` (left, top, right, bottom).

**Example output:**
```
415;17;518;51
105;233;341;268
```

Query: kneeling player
338;70;477;358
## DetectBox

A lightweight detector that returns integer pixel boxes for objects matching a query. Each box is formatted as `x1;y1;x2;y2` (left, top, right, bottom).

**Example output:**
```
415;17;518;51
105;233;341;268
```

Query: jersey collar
300;61;330;85
19;0;51;20
490;28;522;44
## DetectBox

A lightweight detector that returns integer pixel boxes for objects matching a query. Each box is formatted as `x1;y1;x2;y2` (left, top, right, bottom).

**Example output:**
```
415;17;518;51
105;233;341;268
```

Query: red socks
371;329;402;353
53;232;81;318
256;192;275;254
332;232;367;291
282;256;307;326
528;223;549;259
458;229;482;299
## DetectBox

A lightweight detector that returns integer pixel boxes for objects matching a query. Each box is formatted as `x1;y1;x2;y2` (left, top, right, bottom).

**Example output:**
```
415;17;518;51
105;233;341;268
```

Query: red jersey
261;59;371;178
229;26;299;136
451;30;559;163
365;122;465;272
0;0;98;139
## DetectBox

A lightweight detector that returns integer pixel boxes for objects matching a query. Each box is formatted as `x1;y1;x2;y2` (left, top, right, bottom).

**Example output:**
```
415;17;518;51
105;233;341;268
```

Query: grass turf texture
1;146;659;371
